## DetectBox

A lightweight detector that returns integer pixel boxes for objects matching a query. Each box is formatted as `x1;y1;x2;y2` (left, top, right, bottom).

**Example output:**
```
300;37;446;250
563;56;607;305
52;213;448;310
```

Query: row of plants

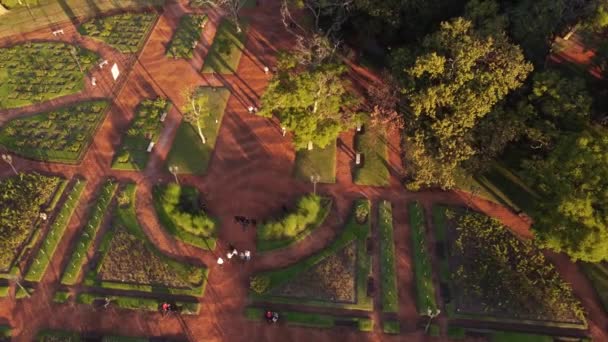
78;12;157;53
60;179;118;285
353;128;390;186
24;178;87;282
202;19;248;73
244;307;373;331
0;101;109;163
112;98;170;170
408;201;438;315
0;41;97;109
76;293;200;315
379;200;398;313
84;184;208;296
166;14;208;59
434;206;586;328
0;173;61;273
152;183;217;250
249;199;373;311
256;194;332;251
36;329;157;341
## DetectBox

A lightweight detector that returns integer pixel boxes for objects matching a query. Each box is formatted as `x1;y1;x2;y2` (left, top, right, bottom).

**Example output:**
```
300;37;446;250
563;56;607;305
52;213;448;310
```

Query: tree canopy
394;17;533;189
523;129;608;262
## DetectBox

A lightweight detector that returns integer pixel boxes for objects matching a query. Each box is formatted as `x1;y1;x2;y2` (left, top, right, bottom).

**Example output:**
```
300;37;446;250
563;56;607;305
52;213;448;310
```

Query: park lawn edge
379;200;398;313
353;129;390;186
201;19;249;74
24;178;87;282
250;199;373;311
166;14;208;59
244;307;372;331
76;292;200;315
53;290;71;303
294;141;337;184
152;185;217;251
409;201;438;315
256;197;333;252
60;180;118;285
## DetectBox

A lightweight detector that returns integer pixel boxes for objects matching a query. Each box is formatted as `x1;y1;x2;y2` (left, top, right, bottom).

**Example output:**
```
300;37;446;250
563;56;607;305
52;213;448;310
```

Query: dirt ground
0;1;606;341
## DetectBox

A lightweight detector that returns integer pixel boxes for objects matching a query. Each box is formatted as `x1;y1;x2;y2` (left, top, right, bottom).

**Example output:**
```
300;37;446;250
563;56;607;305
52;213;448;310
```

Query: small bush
250;275;270;294
355;201;369;223
258;194;322;240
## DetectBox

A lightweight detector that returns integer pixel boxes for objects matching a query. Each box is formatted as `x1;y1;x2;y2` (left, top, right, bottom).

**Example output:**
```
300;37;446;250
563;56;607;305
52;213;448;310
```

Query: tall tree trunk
196;121;206;144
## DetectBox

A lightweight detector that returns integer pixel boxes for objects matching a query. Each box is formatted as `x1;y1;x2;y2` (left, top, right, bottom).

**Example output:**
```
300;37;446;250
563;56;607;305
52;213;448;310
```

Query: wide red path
0;1;606;341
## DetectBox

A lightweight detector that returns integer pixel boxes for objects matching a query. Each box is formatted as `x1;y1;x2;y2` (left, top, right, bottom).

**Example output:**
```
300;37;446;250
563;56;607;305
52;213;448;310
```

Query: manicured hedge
408;201;438;314
379;200;398;313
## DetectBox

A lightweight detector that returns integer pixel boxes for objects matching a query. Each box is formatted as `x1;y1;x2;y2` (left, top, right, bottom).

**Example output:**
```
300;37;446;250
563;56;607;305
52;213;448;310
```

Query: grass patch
76;293;199;315
0;286;9;297
244;307;372;331
167;14;208;59
36;329;81;341
429;323;440;337
250;199;373;311
112;99;170;170
580;261;608;312
383;320;400;334
408;201;438;314
491;331;553;342
257;195;332;252
78;12;157;53
152;183;218;250
53;291;71;303
0;326;10;338
0;42;98;109
447;326;466;339
0;101;109;163
379;200;398;313
353;129;390;186
24;179;87;282
166;87;230;175
202;19;247;73
294;141;336;184
60;179;118;285
15;286;33;299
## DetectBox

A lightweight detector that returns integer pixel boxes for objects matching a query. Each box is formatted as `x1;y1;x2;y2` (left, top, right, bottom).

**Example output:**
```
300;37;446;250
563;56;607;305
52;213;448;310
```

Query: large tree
258;52;358;149
394;18;533;189
523;129;608;262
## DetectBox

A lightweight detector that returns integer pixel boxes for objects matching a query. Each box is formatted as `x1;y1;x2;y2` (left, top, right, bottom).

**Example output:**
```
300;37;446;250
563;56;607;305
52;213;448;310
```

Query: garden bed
294;141;337;184
77;293;200;315
53;291;71;304
353;128;390;186
433;206;586;329
0;42;98;109
60;179;118;285
256;195;332;252
383;320;400;334
152;183;217;250
0;101;109;163
202;19;248;73
112;98;170;170
166;87;230;174
166;14;208;59
409;201;438;315
249;199;373;311
78;12;157;53
379;200;398;313
244;307;372;331
84;184;208;297
24;178;87;282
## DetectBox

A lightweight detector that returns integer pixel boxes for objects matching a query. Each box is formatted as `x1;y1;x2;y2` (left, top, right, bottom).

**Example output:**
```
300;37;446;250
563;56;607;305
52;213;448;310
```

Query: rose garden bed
78;12;157;53
166;14;208;59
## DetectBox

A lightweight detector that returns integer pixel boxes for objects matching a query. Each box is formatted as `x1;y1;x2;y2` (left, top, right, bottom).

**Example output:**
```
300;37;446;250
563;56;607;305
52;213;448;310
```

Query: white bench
99;60;109;69
146;141;155;152
356;123;363;132
52;29;64;36
160;112;167;122
308;141;313;150
356;153;361;165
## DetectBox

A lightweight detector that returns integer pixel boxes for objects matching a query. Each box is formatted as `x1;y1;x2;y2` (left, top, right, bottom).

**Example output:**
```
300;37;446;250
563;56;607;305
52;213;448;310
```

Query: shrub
258;194;322;240
117;189;131;208
155;184;216;237
250;275;271;294
355;201;369;223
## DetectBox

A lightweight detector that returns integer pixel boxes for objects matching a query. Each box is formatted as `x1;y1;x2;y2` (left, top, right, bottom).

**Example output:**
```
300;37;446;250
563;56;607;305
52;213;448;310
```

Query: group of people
234;216;256;230
247;106;259;114
217;244;252;265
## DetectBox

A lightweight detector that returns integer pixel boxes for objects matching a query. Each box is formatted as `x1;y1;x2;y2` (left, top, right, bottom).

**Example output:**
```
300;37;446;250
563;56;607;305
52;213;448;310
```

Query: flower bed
78;12;157;53
167;14;207;59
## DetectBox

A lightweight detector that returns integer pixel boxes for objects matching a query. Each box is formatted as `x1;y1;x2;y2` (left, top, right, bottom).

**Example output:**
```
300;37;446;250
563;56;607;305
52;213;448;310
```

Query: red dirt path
0;1;606;341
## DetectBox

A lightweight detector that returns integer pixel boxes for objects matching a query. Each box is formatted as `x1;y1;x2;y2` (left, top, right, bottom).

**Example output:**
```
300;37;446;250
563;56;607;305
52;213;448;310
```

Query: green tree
258;53;358;150
464;0;508;37
182;88;210;144
523;129;608;262
394;18;533;189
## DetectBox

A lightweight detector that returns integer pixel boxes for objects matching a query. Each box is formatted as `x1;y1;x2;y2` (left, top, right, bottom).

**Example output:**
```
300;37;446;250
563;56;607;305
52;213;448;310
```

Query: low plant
250;275;270;294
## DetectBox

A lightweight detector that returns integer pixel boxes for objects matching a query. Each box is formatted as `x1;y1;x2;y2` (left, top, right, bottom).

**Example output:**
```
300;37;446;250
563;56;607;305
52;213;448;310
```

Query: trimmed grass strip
294;141;336;183
53;291;71;303
379;200;398;313
383;320;400;334
202;19;247;73
353;129;390;186
76;293;199;315
409;201;438;314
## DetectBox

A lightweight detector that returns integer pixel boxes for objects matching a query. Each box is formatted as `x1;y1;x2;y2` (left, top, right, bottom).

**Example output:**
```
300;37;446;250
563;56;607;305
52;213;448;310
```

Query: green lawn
202;19;248;73
0;42;98;109
166;87;230;175
60;180;118;285
294;141;337;183
76;293;199;314
431;205;450;283
167;14;208;59
53;291;71;303
25;179;87;282
383;320;400;334
0;101;108;162
0;286;9;297
379;200;398;313
250;199;373;311
256;196;332;252
112;99;170;170
353;129;390;186
580;262;608;311
0;0;164;39
491;331;553;342
408;201;438;314
78;12;157;53
244;307;372;331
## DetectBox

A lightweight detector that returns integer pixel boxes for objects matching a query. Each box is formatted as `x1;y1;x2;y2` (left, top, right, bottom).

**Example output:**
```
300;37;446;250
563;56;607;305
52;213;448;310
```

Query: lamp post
424;308;441;333
169;165;179;185
310;174;320;195
1;153;17;175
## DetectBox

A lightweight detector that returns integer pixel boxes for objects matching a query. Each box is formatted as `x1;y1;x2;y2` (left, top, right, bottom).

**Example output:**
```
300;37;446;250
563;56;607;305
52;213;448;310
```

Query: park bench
147;141;155;152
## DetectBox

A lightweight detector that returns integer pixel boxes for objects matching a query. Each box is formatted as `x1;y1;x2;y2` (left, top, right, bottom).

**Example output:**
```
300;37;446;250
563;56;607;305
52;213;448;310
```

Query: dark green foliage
202;19;247;73
0;42;97;109
79;12;156;53
383;320;400;334
0;101;108;162
379;201;398;313
354;200;369;223
0;173;60;271
450;211;585;323
580;262;608;311
409;201;438;314
250;275;270;294
112;98;169;170
167;14;207;59
258;194;324;240
353;128;390;186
